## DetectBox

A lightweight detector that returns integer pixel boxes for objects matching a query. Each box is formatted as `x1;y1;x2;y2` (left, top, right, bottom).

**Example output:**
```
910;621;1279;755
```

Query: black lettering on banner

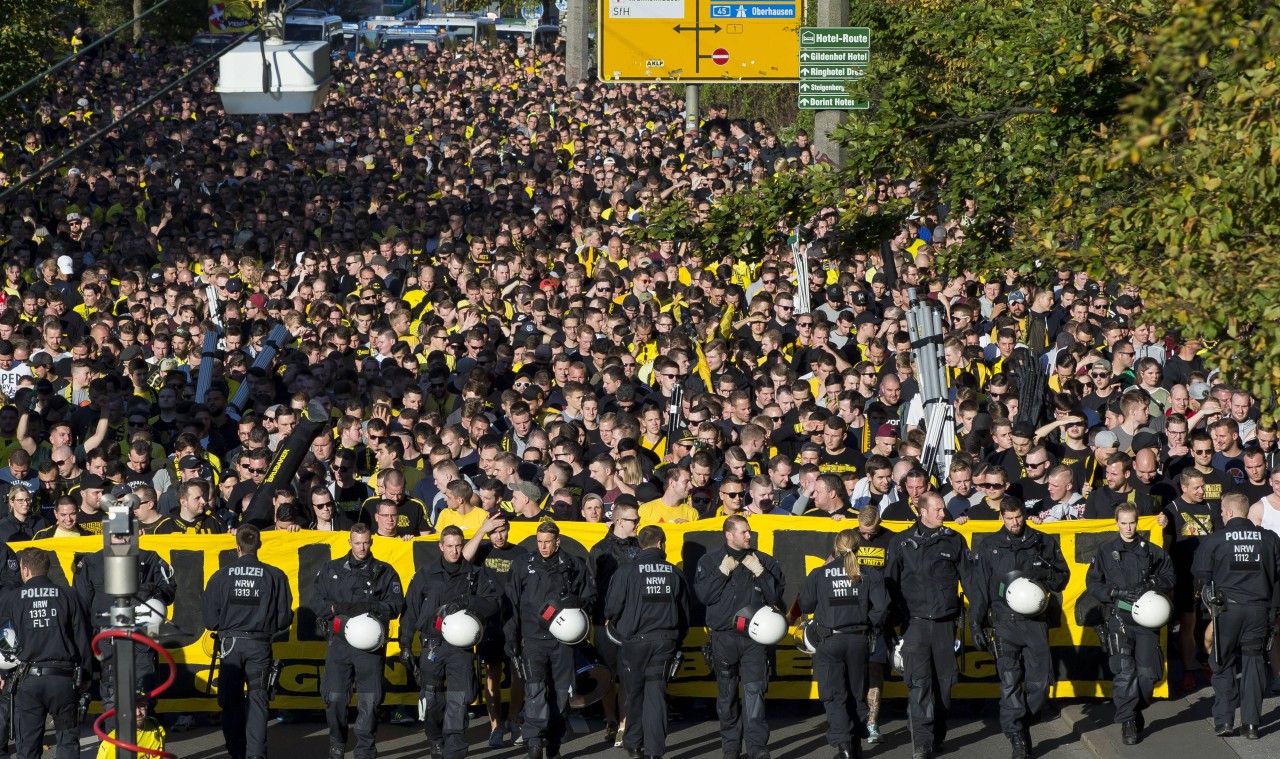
168;550;205;648
968;528;999;553
44;549;73;587
296;543;332;642
771;529;839;616
679;529;725;628
217;548;238;570
1072;530;1150;627
412;540;440;572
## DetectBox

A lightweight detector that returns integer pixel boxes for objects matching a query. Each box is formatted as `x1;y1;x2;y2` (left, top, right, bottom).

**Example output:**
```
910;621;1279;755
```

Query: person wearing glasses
0;487;47;543
131;486;171;534
964;466;1018;521
307;486;354;532
589;502;641;746
1010;445;1053;511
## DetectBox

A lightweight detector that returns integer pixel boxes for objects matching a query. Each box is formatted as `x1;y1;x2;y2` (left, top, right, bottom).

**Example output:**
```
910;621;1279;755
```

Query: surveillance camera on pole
217;2;333;115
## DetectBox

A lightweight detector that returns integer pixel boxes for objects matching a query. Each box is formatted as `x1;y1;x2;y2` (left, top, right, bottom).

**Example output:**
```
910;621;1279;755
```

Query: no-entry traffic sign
711;47;729;65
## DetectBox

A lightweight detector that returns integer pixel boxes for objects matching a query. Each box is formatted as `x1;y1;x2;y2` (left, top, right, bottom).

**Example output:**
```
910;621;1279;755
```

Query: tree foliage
0;0;90;102
1042;0;1280;407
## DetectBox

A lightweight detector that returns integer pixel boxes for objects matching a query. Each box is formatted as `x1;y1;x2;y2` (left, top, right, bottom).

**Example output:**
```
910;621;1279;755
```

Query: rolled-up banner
228;323;289;415
194;331;220;404
241;400;331;528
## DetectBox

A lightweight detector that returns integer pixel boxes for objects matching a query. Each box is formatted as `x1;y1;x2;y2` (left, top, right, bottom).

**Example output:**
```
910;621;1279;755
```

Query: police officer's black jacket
968;525;1070;623
1191;516;1280;609
885;520;971;622
505;548;596;643
1084;534;1175;615
313;550;406;632
799;557;888;631
603;546;688;641
202;553;294;637
589;530;640;622
400;557;501;648
0;575;90;668
0;544;20;591
74;548;176;623
693;545;785;632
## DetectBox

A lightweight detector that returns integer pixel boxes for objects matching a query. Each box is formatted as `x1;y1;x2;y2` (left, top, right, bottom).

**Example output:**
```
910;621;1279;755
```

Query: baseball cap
510;480;545;503
825;285;843;302
56;255;74;275
1007;290;1027;304
1093;430;1120;449
178;455;202;470
854;311;879;327
79;473;106;490
1188;382;1211;401
875;423;897;439
1011;422;1035;440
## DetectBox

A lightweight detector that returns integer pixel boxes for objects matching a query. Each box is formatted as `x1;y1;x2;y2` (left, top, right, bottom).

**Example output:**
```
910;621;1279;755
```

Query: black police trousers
520;637;574;753
992;617;1052;736
901;618;957;752
218;636;273;759
813;631;869;751
419;641;477;759
709;631;770;758
322;642;385;759
619;636;678;758
1209;604;1270;728
13;672;78;759
1105;615;1162;724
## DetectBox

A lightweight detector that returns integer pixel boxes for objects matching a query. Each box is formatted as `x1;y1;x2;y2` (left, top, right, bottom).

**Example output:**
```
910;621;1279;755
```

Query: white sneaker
171;714;197;732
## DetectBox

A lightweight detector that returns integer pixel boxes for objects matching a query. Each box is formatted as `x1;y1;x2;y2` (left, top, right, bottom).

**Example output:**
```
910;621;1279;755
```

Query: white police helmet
439;610;484;648
134;598;168;631
342;613;386;651
794;618;818;655
734;606;787;645
1130;591;1172;629
547;608;590;645
1004;577;1049;617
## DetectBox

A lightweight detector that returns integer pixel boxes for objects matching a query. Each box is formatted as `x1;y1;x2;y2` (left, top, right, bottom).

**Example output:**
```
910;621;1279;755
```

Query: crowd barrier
14;515;1167;711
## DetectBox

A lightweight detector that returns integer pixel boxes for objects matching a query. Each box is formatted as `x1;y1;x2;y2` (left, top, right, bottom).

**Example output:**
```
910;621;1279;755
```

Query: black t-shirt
1231;480;1271;504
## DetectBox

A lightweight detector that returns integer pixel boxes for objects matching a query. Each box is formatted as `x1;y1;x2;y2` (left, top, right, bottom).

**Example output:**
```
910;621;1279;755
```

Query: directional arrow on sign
673;23;723;33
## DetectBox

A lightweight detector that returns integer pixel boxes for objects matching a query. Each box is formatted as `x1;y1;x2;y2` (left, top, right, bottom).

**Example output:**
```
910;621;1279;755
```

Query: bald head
1133;448;1159;484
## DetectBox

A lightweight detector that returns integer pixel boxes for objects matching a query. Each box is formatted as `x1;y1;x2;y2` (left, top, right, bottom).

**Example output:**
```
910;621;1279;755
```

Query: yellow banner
19;516;1165;711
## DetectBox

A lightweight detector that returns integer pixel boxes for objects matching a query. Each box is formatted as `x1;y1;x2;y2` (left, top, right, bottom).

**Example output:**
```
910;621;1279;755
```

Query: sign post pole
685;83;699;132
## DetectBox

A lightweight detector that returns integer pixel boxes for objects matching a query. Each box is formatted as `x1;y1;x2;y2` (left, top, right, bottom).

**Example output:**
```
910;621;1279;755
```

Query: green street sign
798;94;869;110
798;49;869;65
798;64;865;80
798;27;870;49
798;81;860;95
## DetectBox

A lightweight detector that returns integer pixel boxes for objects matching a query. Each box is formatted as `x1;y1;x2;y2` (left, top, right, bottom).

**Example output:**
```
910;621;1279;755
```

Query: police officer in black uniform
885;492;973;759
968;500;1070;759
604;525;689;759
505;521;596;759
203;525;294;759
693;514;785;759
1191;492;1280;739
0;547;90;759
0;543;25;754
400;525;500;759
799;529;889;759
73;523;176;731
589;501;641;740
313;523;406;759
1084;502;1175;745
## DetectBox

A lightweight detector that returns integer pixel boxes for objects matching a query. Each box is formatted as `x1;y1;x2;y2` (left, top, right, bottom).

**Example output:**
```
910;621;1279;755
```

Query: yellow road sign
598;0;801;82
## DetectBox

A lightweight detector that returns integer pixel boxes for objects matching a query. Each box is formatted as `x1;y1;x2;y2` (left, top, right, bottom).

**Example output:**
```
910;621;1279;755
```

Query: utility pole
565;0;591;84
685;84;699;132
813;0;848;168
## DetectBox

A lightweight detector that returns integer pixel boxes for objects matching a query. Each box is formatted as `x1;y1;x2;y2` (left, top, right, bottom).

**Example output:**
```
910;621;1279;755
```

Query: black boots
1121;721;1139;745
1008;732;1028;759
